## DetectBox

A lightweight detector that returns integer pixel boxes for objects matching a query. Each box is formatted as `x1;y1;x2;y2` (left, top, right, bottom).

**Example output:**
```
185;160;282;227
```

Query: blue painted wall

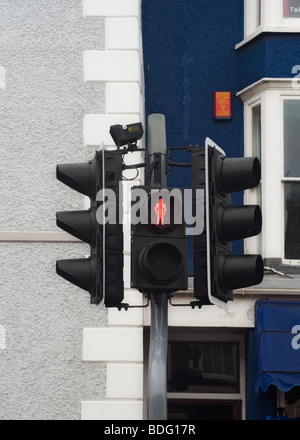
142;0;245;267
142;0;300;420
238;33;300;89
142;0;244;192
143;3;300;178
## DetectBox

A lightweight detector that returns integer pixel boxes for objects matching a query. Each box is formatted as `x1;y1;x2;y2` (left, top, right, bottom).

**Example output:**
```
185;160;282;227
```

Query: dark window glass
284;101;300;178
284;182;300;259
167;341;239;393
284;101;300;259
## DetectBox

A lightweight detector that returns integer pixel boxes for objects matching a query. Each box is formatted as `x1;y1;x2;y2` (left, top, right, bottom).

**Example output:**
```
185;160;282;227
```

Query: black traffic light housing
192;138;263;308
131;185;188;293
56;151;102;304
56;149;124;308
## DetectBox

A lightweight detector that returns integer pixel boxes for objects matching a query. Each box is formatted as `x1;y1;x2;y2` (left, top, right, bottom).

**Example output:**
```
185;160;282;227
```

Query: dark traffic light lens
140;242;183;285
219;254;264;291
217;156;261;194
218;204;262;242
56;258;98;295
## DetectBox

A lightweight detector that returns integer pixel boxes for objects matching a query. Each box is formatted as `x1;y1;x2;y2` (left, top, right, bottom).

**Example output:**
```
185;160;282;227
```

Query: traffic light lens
56;162;96;197
218;156;261;194
140;242;183;284
219;254;264;291
56;258;97;295
219;205;262;242
56;209;96;244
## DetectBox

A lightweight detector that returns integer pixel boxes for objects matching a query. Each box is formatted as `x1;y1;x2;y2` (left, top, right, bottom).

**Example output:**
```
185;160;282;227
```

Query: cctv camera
109;122;144;148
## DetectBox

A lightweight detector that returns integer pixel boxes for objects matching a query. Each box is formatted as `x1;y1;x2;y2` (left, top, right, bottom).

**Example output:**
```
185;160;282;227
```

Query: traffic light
56;150;124;308
192;138;263;308
131;185;188;293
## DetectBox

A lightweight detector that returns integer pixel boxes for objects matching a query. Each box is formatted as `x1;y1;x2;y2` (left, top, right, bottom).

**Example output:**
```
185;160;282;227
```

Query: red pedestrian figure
155;197;167;225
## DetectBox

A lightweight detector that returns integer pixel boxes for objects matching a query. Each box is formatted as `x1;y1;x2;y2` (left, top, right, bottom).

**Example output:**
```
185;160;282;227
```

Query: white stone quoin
81;0;145;420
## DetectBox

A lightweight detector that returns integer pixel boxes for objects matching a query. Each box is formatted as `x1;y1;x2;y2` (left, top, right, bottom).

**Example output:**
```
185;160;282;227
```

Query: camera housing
110;123;144;148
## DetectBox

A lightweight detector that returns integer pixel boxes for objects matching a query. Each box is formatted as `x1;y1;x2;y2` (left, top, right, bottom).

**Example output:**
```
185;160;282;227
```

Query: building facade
1;0;300;420
141;0;300;420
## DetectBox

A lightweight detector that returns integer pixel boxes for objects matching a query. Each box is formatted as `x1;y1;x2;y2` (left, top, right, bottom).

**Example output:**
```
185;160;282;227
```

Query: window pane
283;0;300;17
252;104;261;161
251;104;262;253
168;400;242;420
284;182;300;259
168;341;239;393
284;100;300;177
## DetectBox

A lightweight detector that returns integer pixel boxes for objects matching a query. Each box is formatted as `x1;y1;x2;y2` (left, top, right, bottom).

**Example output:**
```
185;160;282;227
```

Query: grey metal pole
147;114;168;420
148;114;167;154
148;293;168;420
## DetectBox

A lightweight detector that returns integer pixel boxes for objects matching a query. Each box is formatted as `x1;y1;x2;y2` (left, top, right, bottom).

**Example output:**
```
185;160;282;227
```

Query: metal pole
147;114;168;420
148;293;168;420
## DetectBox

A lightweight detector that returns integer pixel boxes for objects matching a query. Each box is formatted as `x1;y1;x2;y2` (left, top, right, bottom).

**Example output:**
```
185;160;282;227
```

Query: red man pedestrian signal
131;186;188;293
155;197;167;226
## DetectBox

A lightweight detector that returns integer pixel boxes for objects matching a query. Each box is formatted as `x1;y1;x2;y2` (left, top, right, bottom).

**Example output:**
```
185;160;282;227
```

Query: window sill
264;258;300;273
236;26;300;50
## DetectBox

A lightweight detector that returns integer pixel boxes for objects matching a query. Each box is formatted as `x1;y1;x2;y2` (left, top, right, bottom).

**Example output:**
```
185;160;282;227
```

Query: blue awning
255;300;300;392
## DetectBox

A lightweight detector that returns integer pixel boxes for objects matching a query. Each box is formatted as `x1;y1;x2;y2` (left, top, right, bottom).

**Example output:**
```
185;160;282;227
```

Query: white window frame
244;98;263;256
244;0;262;37
239;78;300;265
239;0;300;49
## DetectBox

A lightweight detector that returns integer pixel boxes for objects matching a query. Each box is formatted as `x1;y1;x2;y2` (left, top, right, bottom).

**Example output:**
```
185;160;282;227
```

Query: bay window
240;0;300;48
239;80;300;266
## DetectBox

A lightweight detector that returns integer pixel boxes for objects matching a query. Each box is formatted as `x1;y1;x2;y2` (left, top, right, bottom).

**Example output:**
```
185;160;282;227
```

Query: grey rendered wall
0;1;107;419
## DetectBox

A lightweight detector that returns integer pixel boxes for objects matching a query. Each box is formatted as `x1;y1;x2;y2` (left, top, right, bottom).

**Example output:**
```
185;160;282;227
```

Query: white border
205;138;228;310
